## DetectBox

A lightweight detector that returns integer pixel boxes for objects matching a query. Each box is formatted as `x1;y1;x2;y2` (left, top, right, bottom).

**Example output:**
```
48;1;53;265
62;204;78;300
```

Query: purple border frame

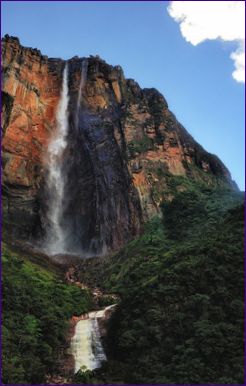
0;0;245;385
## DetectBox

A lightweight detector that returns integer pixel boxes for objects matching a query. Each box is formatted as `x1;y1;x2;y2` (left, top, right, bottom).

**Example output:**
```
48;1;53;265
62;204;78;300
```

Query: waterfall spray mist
45;63;69;254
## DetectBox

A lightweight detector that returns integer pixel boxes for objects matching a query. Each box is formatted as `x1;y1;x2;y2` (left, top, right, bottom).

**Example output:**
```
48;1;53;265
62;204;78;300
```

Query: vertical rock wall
1;36;236;253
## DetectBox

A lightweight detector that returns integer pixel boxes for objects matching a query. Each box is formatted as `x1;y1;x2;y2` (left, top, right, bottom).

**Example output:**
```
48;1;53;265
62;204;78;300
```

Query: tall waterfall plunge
46;63;70;254
45;61;88;254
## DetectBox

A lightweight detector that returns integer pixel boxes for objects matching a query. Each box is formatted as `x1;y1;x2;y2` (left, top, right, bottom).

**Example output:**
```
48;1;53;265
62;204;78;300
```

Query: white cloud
167;1;245;83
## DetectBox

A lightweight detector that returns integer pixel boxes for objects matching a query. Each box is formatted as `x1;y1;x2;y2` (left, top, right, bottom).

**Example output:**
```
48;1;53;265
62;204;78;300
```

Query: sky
1;0;245;190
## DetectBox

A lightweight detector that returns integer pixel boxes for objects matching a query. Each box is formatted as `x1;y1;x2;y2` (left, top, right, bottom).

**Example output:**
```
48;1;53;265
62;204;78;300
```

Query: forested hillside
73;182;244;384
2;245;92;384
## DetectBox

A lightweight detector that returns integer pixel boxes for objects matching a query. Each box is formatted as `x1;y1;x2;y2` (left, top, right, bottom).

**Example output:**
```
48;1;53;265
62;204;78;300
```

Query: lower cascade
69;305;115;373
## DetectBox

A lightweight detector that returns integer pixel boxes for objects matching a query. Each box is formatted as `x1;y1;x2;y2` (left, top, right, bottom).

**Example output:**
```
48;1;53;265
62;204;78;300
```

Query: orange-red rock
1;35;237;250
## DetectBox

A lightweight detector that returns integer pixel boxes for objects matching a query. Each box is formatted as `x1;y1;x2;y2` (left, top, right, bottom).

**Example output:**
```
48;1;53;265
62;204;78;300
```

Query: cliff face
2;36;64;241
1;35;236;253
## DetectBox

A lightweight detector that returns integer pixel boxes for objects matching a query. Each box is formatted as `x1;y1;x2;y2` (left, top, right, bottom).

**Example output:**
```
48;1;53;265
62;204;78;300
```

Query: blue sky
1;1;245;190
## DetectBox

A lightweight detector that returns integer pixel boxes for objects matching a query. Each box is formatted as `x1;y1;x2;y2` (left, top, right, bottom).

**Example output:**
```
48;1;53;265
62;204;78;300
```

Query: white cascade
46;63;69;254
70;319;96;373
69;305;115;373
91;317;107;367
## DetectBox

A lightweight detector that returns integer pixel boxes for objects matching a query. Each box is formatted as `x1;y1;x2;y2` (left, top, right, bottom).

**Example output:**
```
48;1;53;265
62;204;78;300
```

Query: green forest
73;183;245;384
2;245;92;384
2;180;244;384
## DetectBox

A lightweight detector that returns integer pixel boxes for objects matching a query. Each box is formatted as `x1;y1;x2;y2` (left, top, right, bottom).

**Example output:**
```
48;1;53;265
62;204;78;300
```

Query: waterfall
45;60;89;255
75;59;88;129
46;63;69;254
69;305;115;373
70;319;96;373
91;317;107;366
